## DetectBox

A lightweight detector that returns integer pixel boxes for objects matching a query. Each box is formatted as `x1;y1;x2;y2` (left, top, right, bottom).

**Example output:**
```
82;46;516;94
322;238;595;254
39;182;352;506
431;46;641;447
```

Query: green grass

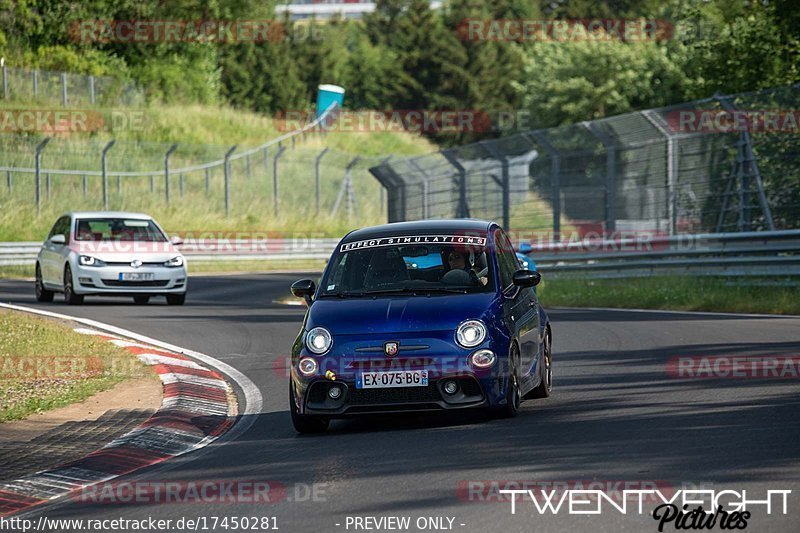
0;309;152;422
0;265;33;279
188;259;327;273
537;276;800;315
0;100;437;241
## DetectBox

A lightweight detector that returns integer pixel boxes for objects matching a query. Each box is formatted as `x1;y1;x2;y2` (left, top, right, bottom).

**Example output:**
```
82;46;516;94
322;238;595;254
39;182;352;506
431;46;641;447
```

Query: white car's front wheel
35;263;54;302
63;264;84;305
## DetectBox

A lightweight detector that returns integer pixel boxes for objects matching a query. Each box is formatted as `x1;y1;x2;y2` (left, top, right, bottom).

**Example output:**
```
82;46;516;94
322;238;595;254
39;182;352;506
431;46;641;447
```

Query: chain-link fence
370;85;800;239
0;104;390;239
1;65;144;107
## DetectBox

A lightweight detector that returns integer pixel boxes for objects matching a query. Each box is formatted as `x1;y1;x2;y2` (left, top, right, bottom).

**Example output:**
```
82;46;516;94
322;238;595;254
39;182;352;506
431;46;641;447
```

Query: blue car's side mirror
291;279;316;306
513;269;541;287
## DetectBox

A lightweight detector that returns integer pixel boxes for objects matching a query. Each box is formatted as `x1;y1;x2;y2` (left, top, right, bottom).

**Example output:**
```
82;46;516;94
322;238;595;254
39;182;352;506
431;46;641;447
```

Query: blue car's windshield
320;241;495;297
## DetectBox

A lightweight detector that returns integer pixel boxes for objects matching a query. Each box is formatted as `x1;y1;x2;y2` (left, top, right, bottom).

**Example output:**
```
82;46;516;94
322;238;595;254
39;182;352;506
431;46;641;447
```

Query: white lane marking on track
0;302;263;433
137;353;205;369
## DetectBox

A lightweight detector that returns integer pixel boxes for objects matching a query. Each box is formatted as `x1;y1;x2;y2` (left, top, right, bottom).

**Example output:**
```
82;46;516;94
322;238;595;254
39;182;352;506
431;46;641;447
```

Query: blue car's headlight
298;357;318;376
470;349;496;368
306;327;332;354
79;255;106;267
456;320;487;348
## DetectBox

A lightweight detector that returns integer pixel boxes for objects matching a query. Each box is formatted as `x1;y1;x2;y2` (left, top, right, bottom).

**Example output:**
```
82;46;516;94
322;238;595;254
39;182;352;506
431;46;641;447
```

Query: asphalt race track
1;274;799;532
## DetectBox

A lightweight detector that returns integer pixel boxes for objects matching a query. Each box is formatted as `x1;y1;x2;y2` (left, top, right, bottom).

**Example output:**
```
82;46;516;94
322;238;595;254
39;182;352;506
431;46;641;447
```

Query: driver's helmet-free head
77;221;92;239
443;246;475;270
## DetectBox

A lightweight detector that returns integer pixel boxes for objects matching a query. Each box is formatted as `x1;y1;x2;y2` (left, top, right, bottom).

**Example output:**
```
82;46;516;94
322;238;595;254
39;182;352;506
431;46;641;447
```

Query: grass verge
0;310;153;422
537;276;800;315
188;259;327;274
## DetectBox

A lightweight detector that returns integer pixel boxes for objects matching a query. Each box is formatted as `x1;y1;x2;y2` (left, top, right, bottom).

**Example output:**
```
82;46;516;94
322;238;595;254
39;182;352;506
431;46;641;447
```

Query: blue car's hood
308;293;498;335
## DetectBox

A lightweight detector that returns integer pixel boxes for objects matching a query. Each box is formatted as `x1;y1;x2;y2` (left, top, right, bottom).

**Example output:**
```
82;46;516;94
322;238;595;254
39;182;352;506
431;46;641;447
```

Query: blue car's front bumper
290;332;512;417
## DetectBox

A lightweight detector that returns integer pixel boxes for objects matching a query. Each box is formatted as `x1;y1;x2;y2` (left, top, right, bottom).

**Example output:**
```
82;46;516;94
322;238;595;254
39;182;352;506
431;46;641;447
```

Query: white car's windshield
74;219;167;242
320;242;494;297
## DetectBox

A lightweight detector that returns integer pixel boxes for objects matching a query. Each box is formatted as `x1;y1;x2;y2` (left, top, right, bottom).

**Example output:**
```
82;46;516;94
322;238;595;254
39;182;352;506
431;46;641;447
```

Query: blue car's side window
494;229;517;291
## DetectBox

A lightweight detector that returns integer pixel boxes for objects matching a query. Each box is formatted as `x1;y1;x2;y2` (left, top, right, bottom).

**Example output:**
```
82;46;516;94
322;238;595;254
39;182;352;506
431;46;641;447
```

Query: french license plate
356;370;428;389
119;272;154;281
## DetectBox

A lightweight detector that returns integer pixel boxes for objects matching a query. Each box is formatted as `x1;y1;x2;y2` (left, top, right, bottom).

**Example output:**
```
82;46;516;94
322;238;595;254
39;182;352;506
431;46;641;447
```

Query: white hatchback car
35;212;188;305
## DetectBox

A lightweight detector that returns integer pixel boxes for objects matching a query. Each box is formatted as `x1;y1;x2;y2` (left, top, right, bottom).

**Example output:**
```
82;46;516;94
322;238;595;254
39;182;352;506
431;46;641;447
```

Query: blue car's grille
348;385;441;405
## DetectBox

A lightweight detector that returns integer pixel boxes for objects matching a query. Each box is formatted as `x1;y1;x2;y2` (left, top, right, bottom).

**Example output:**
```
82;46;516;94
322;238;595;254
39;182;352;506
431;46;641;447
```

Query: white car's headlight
164;256;184;268
305;327;332;354
79;255;106;267
456;319;487;348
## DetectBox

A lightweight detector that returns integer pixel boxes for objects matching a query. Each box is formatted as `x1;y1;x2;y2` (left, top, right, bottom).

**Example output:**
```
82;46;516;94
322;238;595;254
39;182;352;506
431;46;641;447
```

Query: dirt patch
0;376;161;480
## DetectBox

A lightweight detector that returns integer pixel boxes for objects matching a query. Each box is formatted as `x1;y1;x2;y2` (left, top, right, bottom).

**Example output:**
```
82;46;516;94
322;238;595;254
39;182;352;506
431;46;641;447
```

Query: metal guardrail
1;231;798;277
531;229;800;278
0;239;339;267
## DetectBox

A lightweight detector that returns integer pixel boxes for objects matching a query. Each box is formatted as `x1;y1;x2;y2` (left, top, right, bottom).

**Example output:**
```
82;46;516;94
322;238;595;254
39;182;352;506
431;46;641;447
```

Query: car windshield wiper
323;290;367;298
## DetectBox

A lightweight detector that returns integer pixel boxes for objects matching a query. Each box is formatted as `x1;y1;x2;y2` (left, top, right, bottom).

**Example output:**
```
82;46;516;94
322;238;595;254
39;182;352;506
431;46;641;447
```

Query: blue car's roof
341;219;496;243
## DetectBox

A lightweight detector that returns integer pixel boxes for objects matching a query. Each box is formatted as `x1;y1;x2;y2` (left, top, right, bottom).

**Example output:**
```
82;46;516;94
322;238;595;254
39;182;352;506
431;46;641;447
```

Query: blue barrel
316;84;345;117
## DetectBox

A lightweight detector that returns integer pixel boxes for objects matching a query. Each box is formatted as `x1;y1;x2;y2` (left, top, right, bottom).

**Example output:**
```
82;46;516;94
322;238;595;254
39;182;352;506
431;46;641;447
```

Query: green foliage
517;37;694;128
0;0;798;140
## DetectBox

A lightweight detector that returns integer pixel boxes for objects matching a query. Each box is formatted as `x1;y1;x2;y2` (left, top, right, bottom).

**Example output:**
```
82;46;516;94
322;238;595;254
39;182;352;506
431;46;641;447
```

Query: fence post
583;122;617;235
180;173;185;196
331;157;360;219
526;132;562;241
477;143;510;230
89;75;95;105
642;111;678;235
379;155;392;214
315;147;330;215
245;154;251;180
1;63;7;100
410;160;431;219
46;173;51;202
6;170;10;193
32;69;38;98
715;93;775;231
150;175;155;193
205;167;210;193
273;145;286;217
224;145;237;217
61;72;68;107
34;138;50;214
82;174;87;197
442;150;470;219
101;140;115;210
164;144;178;206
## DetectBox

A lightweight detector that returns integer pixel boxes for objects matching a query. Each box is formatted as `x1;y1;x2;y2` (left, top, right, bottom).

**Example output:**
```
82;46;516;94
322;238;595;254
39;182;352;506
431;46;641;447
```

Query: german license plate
356;370;428;389
119;272;154;281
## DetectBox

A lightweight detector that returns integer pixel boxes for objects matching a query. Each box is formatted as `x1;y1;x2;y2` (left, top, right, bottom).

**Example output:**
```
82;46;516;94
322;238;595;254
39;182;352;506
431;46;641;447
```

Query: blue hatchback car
289;219;552;433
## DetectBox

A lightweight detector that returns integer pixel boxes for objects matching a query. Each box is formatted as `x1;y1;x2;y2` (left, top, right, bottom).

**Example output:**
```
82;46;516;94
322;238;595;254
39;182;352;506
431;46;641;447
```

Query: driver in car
444;249;488;286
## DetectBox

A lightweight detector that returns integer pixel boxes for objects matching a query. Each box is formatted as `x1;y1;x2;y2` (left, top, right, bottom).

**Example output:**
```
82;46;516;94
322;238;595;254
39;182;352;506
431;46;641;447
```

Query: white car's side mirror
170;235;184;246
50;234;66;245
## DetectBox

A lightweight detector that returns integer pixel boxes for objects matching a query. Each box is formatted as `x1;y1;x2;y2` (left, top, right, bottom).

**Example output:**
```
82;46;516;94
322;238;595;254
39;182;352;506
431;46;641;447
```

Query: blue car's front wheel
493;344;521;419
529;330;552;399
290;382;330;434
